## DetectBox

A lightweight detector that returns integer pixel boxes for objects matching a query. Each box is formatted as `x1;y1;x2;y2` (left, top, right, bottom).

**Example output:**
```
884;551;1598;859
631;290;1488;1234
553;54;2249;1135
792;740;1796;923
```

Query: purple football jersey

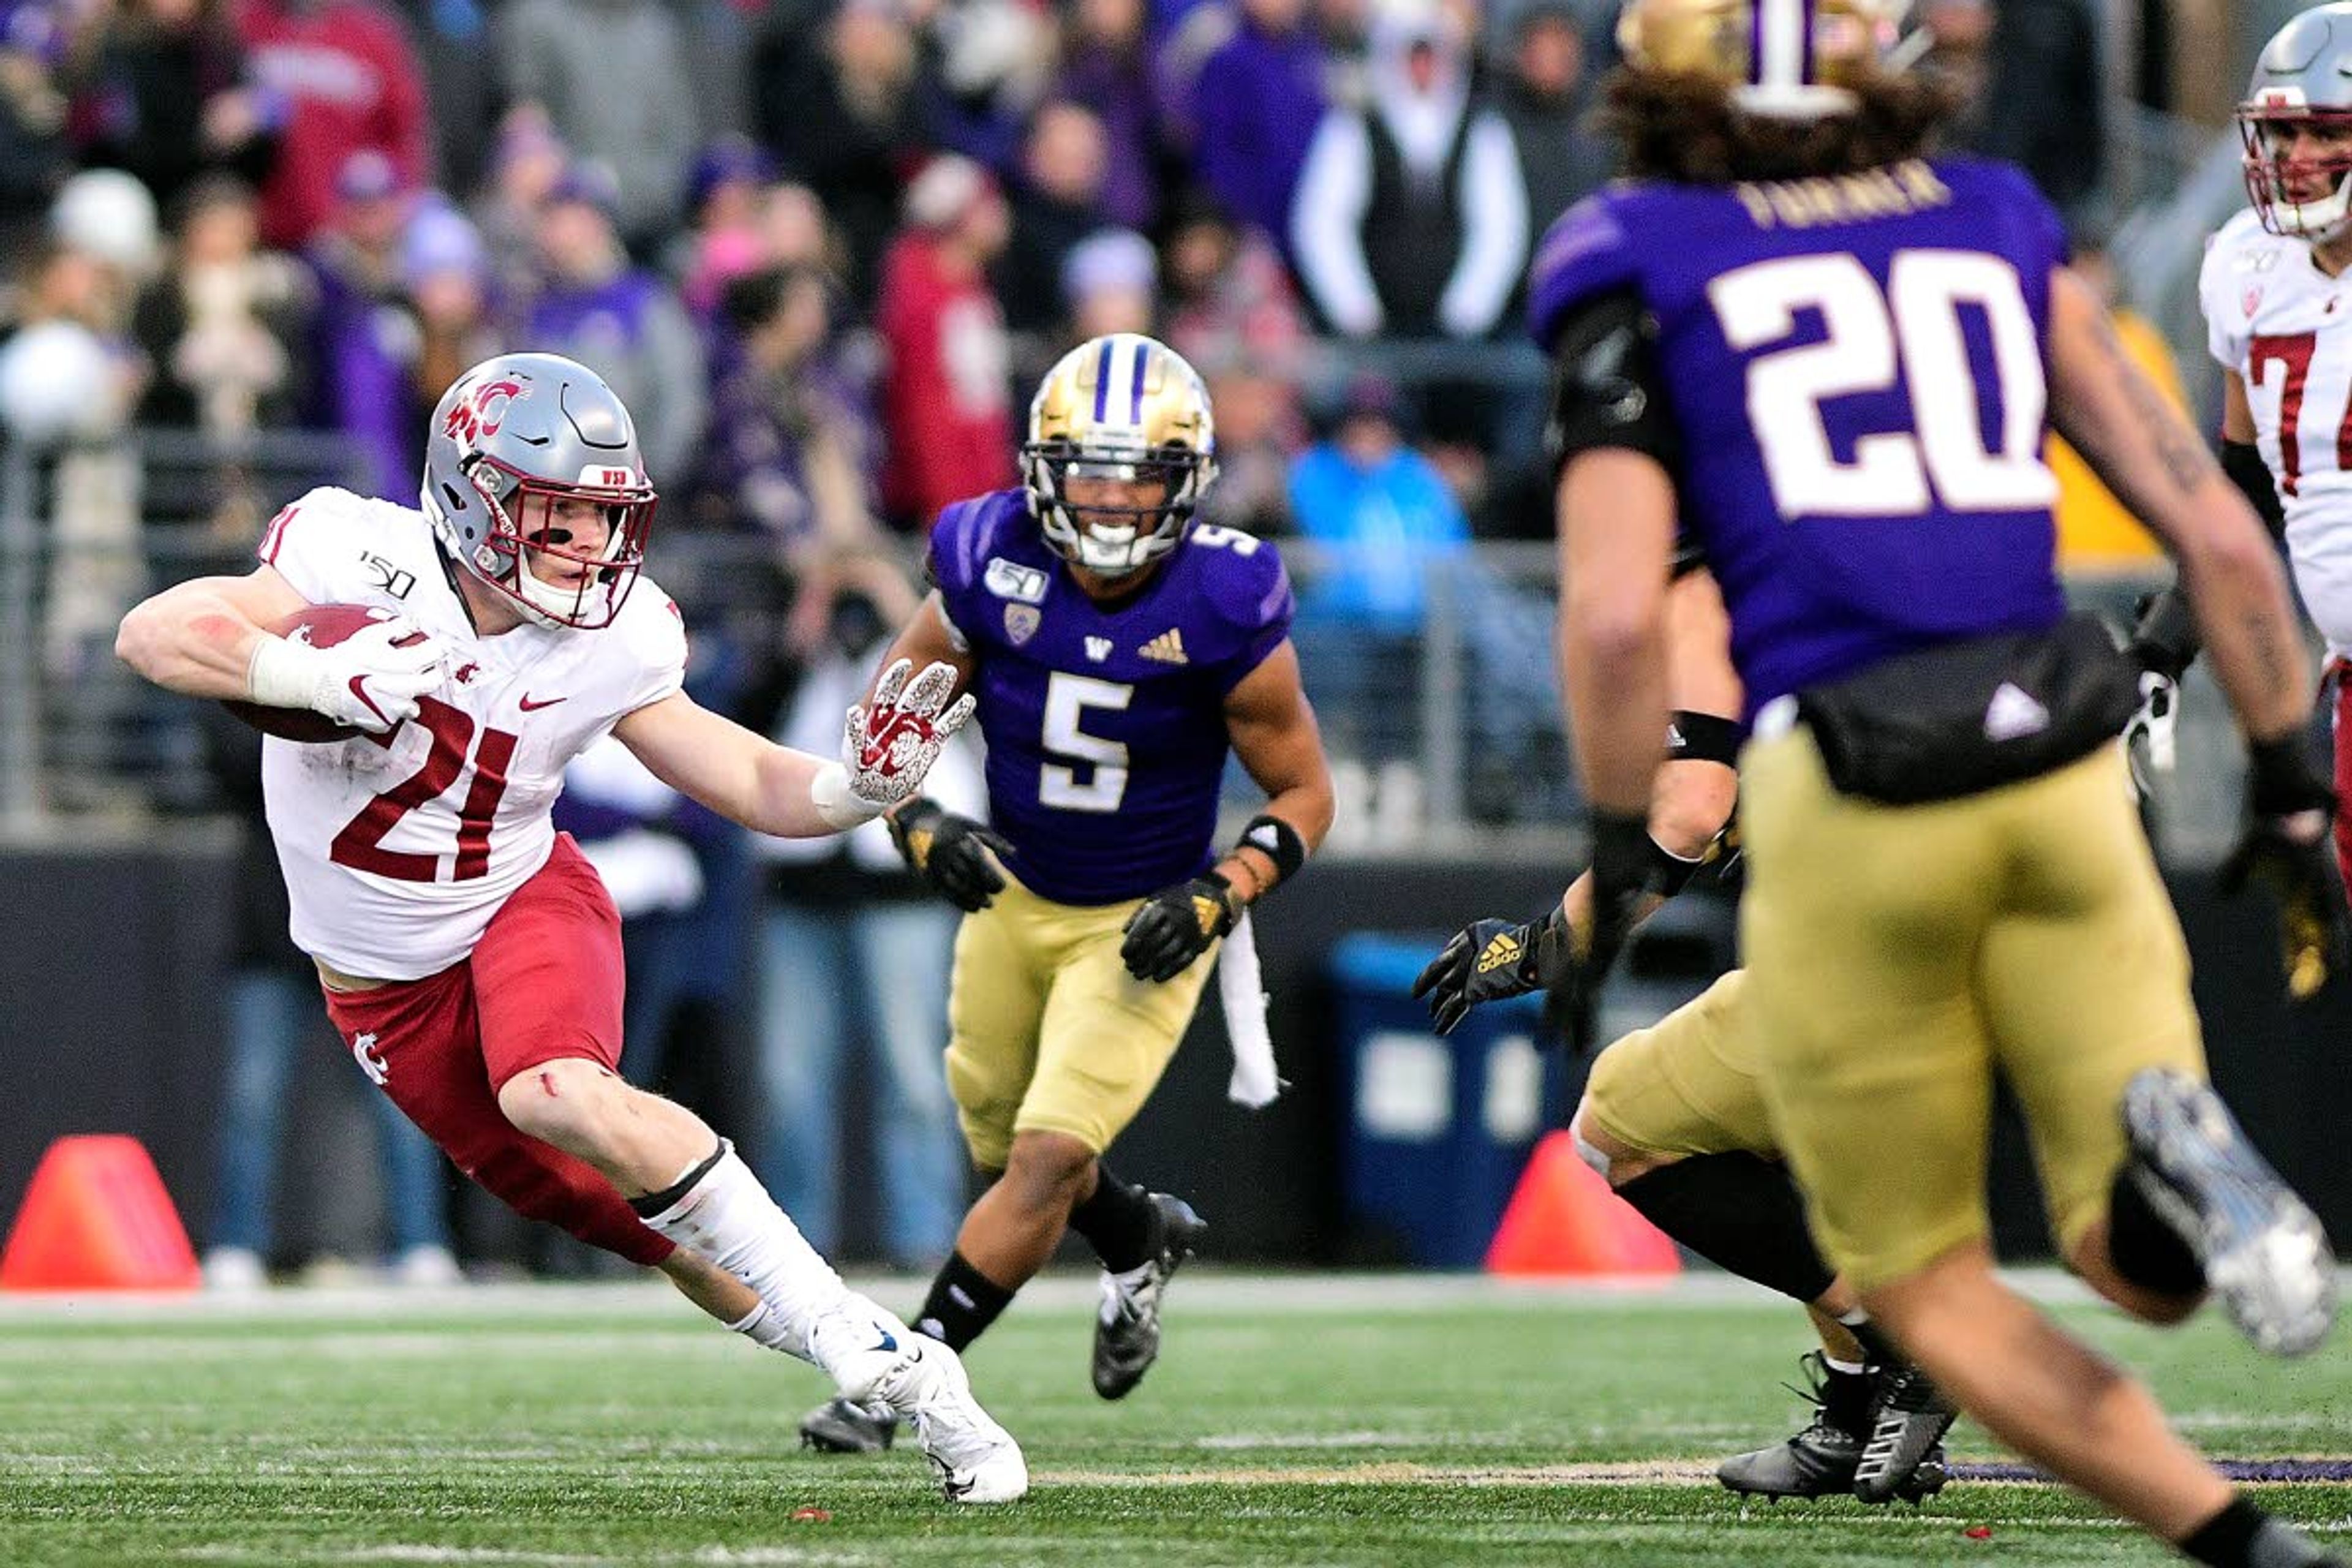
930;489;1295;905
1528;156;2071;716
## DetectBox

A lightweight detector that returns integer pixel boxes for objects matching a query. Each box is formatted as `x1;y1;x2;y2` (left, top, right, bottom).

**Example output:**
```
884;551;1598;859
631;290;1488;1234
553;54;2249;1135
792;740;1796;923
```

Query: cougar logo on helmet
1021;333;1218;580
421;352;658;631
440;377;526;447
2239;4;2352;243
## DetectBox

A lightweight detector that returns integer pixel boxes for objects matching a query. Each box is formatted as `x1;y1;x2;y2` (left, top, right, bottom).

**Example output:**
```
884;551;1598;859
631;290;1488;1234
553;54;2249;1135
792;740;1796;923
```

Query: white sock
726;1302;795;1352
1823;1355;1868;1377
640;1140;892;1375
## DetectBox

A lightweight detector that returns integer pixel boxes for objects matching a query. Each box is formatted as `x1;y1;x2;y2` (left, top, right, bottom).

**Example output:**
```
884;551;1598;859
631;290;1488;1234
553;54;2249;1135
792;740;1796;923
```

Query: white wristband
246;633;325;711
809;759;883;831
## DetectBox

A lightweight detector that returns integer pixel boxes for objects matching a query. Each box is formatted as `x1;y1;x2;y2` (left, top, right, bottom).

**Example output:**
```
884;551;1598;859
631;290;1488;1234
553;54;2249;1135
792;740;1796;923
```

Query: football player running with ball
1529;1;2351;1564
800;333;1333;1454
115;352;1027;1506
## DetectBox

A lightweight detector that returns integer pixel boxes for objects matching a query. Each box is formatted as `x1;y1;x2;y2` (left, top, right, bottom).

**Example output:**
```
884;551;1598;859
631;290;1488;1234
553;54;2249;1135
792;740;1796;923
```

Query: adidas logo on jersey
1139;629;1188;665
1983;682;2050;743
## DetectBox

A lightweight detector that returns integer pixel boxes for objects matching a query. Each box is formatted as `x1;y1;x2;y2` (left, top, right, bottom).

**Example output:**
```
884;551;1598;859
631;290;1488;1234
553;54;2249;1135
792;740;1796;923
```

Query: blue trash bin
1332;933;1556;1267
1332;899;1738;1268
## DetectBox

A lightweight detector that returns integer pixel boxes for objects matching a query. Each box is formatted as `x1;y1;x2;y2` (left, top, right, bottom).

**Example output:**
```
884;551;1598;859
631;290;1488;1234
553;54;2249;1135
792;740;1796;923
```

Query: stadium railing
0;429;2252;867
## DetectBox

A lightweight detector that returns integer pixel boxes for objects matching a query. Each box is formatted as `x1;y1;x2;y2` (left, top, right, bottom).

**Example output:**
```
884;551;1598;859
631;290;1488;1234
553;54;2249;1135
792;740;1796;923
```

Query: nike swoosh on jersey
518;693;568;711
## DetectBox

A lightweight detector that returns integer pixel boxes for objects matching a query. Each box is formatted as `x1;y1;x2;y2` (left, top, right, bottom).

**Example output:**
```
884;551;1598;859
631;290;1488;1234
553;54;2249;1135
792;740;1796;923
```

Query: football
222;602;416;742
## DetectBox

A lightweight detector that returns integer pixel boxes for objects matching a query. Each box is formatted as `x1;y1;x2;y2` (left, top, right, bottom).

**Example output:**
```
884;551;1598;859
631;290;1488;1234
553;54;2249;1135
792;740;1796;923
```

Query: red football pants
322;834;674;1267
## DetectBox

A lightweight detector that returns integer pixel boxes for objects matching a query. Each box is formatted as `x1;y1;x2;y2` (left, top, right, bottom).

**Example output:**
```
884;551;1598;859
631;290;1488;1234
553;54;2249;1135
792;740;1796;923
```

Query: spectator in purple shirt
1049;0;1166;232
1186;0;1324;252
304;149;415;499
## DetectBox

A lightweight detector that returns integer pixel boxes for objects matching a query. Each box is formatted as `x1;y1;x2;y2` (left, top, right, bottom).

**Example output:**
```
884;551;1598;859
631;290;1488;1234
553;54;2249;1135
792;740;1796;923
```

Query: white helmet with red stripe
420;352;658;629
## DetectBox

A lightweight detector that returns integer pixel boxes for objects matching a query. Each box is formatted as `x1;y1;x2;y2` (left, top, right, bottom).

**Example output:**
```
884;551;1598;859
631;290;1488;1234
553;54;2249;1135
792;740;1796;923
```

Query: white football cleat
840;1329;1027;1504
2123;1068;2337;1357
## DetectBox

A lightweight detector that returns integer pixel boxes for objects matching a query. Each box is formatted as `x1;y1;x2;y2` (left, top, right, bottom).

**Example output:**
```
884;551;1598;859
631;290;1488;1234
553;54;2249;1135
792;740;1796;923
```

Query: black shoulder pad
1544;287;1681;480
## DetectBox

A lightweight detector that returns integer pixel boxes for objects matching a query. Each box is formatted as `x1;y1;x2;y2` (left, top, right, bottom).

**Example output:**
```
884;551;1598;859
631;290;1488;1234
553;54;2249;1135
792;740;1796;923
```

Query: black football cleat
1091;1193;1207;1400
1718;1354;1949;1504
1716;1406;1863;1500
797;1395;899;1453
2122;1068;2336;1357
1853;1360;1959;1504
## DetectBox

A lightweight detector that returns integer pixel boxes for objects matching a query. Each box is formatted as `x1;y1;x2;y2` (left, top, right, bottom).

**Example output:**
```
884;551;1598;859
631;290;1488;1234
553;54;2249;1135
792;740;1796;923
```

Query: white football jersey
2202;207;2352;655
254;487;687;979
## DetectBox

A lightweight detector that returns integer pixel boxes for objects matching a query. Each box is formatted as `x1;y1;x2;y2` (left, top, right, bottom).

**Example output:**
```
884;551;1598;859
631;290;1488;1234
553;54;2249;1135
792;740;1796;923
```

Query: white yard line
0;1266;2201;1325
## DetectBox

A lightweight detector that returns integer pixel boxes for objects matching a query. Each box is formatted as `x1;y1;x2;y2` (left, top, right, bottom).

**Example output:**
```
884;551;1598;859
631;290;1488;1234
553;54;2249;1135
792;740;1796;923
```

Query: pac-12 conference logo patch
1005;604;1041;646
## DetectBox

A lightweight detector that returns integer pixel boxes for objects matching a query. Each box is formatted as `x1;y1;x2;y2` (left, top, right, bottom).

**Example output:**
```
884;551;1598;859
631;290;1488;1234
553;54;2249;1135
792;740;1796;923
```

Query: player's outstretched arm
2046;266;2310;744
1417;570;1740;1042
615;660;974;840
615;693;834;836
115;567;308;698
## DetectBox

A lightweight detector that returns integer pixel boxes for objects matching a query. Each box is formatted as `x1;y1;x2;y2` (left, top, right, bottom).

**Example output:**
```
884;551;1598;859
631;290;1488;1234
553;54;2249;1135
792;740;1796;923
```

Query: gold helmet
1616;0;1905;118
1022;333;1218;579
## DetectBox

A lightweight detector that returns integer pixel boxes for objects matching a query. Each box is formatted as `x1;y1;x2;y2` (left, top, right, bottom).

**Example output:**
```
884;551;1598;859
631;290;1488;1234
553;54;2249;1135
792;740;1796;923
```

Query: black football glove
2221;736;2350;1001
1120;872;1238;982
888;797;1012;913
1541;811;1656;1055
1412;904;1577;1036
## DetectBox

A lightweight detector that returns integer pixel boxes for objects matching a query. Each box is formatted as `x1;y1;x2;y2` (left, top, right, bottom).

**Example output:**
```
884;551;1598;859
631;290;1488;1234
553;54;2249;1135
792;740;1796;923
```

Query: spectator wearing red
875;155;1014;532
236;0;429;251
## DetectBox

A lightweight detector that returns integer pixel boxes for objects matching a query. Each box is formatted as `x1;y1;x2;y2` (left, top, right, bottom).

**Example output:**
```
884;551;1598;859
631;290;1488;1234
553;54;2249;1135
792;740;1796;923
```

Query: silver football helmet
2240;4;2352;242
420;352;658;629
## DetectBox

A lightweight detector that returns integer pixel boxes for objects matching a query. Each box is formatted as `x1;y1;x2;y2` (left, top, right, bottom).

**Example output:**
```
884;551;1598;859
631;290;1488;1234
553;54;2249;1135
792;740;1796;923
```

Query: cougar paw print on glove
842;658;976;811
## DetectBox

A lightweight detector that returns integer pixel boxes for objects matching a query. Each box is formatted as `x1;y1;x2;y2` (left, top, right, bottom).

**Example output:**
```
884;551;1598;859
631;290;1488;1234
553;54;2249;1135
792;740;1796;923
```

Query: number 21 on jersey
331;696;516;881
1708;248;2056;518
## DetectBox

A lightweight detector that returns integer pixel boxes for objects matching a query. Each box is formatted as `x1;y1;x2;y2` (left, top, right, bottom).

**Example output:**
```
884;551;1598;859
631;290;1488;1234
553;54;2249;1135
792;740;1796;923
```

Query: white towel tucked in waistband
1217;910;1281;1108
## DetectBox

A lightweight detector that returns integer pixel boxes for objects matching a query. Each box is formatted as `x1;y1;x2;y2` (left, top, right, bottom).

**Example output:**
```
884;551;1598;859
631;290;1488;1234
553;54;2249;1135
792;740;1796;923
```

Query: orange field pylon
0;1135;200;1291
1486;1130;1683;1277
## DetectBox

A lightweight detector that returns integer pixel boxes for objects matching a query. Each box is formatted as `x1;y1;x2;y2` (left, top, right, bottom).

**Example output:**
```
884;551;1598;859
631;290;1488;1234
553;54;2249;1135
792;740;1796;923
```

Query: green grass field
2;1272;2348;1567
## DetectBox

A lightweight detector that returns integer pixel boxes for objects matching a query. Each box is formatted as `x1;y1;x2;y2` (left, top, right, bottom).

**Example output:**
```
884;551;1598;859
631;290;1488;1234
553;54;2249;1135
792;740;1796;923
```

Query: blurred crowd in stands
0;0;2117;559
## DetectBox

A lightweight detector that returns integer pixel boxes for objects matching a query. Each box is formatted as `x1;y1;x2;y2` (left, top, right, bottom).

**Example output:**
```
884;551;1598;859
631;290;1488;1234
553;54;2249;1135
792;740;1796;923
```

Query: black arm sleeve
2223;439;2286;542
1544;287;1681;479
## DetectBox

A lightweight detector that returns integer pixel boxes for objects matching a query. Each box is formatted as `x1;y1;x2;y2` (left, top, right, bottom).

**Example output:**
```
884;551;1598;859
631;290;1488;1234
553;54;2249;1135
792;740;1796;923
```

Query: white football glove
810;657;977;829
246;615;447;734
2124;669;2179;802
